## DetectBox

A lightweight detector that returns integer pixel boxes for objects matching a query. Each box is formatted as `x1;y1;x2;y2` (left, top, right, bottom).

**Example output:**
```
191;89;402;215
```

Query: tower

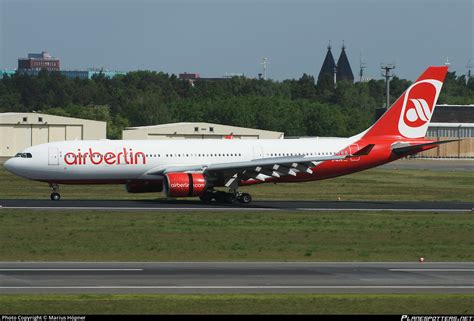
359;50;366;82
261;57;268;80
336;42;354;83
466;59;473;85
318;42;337;84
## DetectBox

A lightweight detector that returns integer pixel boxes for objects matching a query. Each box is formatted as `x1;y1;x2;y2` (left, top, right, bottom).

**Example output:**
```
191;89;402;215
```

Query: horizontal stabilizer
391;139;461;155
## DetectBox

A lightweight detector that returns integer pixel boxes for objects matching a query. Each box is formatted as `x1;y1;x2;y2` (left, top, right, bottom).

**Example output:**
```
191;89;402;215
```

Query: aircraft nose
3;158;13;172
3;158;19;175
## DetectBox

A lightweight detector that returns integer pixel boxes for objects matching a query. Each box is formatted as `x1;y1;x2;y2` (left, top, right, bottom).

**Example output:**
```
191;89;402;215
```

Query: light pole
381;63;395;109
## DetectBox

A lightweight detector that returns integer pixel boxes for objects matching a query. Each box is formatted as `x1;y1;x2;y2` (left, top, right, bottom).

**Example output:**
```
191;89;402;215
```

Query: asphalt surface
0;199;473;212
1;262;473;294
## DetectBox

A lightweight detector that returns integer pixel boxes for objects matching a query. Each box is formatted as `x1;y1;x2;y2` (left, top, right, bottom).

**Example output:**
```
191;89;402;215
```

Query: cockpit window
14;153;32;158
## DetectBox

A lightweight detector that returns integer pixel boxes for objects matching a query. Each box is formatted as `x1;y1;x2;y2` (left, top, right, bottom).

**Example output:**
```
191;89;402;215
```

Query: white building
122;122;284;140
0;113;106;158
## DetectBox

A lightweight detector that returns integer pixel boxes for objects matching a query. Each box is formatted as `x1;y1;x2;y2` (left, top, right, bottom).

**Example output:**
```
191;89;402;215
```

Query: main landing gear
49;183;61;201
199;189;252;204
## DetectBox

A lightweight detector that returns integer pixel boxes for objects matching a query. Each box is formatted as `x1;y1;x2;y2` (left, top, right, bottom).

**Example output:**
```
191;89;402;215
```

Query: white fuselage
5;136;359;182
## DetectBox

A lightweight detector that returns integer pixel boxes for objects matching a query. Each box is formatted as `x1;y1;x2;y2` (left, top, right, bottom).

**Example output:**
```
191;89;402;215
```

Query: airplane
3;66;458;204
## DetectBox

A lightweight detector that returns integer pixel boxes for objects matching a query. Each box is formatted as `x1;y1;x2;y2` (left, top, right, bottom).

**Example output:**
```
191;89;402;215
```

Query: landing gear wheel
49;183;60;201
213;191;227;203
238;193;252;204
224;193;237;204
50;192;61;201
199;191;213;203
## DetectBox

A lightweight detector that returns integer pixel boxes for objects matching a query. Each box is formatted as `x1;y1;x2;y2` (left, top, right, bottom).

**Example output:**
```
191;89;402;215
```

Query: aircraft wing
391;139;460;155
147;144;374;188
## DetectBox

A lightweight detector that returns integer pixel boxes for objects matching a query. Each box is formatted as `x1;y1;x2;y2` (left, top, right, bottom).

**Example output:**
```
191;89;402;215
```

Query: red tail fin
363;66;448;139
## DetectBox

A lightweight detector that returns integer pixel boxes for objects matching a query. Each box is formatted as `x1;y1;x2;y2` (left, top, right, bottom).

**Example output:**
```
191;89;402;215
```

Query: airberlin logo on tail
406;98;431;122
64;148;147;165
398;79;442;138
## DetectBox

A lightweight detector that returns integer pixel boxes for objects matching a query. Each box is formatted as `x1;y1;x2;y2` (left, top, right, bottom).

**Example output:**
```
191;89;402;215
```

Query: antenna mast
381;63;395;109
444;57;451;67
466;58;473;85
359;50;366;82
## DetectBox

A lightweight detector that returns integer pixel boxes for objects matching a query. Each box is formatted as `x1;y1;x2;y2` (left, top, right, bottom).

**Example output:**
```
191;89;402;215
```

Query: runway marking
3;268;472;272
300;208;470;212
1;286;474;289
390;269;474;272
0;269;143;271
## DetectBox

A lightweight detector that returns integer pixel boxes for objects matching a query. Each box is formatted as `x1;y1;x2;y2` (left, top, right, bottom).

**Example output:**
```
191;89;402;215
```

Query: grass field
1;209;473;261
1;294;473;314
1;165;473;315
0;165;473;201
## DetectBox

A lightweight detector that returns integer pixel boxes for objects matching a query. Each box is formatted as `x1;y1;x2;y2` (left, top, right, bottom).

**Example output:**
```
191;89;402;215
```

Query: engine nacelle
126;181;163;193
164;172;207;197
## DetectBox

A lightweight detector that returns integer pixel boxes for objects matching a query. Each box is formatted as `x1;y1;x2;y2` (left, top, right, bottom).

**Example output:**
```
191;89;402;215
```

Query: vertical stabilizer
363;66;448;139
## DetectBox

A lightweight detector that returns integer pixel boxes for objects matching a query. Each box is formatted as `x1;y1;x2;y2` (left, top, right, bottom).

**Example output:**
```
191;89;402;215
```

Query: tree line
0;69;472;139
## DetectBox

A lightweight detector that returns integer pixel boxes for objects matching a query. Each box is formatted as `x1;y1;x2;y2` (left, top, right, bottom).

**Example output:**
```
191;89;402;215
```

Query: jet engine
164;172;207;197
126;180;163;193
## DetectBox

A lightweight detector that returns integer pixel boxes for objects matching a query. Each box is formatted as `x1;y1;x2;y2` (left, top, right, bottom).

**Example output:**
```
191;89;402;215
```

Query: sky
0;0;473;81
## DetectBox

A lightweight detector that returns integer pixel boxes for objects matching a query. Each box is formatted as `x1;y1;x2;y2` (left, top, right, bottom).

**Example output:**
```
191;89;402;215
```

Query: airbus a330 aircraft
4;66;457;203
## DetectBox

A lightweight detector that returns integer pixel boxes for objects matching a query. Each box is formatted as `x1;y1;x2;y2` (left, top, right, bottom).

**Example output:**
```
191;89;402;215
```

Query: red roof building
18;51;60;71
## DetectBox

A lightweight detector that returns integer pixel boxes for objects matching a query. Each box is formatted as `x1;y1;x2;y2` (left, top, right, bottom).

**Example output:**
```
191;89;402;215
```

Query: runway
1;262;473;294
0;199;473;212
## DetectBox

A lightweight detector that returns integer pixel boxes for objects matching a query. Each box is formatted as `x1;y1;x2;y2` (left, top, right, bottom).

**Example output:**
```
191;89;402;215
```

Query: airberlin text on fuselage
64;148;147;165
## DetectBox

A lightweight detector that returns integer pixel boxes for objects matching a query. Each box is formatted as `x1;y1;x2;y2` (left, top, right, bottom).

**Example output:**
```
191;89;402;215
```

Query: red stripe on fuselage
239;138;437;186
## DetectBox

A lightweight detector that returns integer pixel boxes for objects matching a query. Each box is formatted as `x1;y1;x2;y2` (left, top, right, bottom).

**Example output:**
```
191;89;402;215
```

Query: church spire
336;42;354;83
318;41;337;84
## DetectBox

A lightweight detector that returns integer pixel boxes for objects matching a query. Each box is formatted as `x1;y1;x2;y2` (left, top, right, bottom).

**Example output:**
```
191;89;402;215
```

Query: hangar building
0;113;106;158
419;105;474;158
122;122;284;140
376;104;474;158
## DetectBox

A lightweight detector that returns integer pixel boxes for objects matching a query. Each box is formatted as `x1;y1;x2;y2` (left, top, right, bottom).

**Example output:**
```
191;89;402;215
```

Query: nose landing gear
49;183;61;201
